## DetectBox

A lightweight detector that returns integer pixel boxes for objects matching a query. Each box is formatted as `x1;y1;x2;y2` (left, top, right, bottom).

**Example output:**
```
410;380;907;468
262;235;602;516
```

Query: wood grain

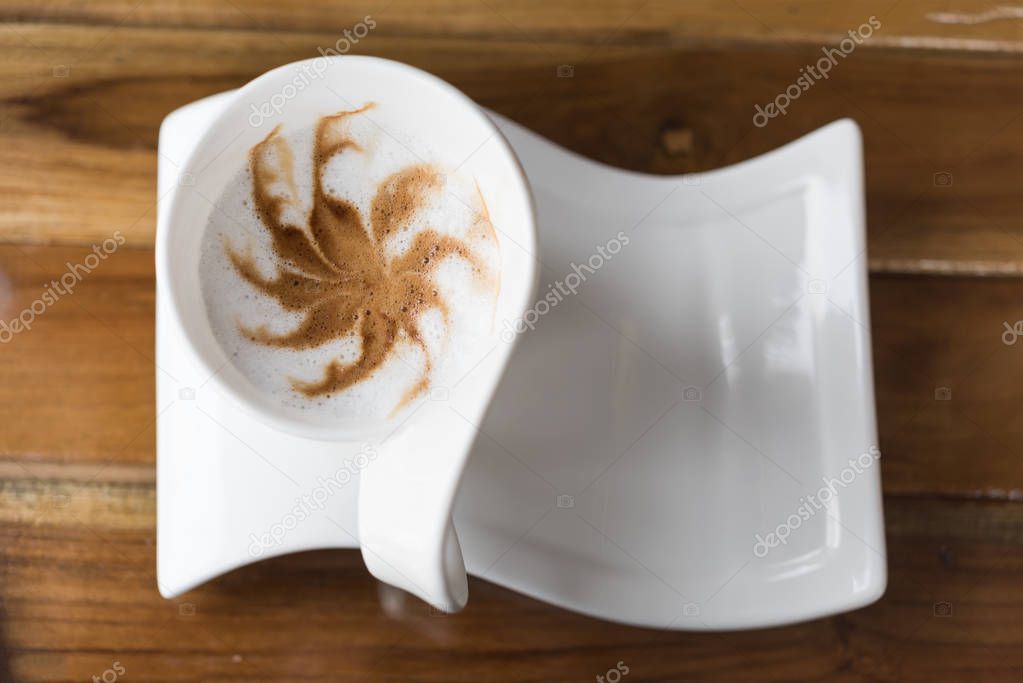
5;0;1023;52
0;490;1020;682
0;24;1023;273
873;273;1023;499
0;244;154;466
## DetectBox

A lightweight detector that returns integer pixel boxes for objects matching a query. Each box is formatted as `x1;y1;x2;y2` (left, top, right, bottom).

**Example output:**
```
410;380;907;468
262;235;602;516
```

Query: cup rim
156;55;538;442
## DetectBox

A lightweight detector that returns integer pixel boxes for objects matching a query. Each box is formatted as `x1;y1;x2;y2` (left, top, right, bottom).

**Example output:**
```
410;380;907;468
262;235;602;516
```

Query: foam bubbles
198;105;500;425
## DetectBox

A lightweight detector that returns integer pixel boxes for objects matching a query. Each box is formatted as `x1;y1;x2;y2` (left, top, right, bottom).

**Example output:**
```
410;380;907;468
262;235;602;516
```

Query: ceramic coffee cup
156;56;538;611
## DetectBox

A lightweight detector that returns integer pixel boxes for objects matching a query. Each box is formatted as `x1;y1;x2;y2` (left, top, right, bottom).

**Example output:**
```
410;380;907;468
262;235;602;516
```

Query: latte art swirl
200;104;500;419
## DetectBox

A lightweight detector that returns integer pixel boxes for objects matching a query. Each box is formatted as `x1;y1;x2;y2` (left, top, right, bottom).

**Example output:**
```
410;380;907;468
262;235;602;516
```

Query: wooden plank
0;492;1019;682
873;273;1023;499
0;244;155;466
4;0;1023;53
1;25;1023;272
1;245;1022;498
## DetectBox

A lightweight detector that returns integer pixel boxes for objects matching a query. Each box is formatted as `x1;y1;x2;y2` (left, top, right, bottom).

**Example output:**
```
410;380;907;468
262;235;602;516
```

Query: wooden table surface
2;1;1023;680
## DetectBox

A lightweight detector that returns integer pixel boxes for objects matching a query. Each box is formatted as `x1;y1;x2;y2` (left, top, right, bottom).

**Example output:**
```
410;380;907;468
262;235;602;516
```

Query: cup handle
358;402;475;612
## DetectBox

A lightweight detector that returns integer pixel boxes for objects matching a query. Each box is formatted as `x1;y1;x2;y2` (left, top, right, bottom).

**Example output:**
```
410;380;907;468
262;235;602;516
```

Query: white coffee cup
156;56;537;612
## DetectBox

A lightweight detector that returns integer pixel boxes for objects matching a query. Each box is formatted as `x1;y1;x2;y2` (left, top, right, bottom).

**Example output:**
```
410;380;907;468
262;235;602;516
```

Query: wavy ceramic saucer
156;90;885;630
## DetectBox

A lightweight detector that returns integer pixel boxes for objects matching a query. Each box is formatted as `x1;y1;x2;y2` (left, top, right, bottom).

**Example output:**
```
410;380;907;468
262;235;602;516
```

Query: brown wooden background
1;1;1023;681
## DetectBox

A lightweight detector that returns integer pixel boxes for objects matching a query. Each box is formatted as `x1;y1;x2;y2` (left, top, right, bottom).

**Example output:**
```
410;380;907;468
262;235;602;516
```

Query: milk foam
198;105;500;422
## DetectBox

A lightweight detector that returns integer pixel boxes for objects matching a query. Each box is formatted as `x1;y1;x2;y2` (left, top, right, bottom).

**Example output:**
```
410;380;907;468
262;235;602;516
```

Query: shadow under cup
159;56;537;442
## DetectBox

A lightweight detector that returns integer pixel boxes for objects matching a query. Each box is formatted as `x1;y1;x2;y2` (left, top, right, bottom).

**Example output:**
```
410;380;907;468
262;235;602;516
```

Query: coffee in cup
198;102;500;421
